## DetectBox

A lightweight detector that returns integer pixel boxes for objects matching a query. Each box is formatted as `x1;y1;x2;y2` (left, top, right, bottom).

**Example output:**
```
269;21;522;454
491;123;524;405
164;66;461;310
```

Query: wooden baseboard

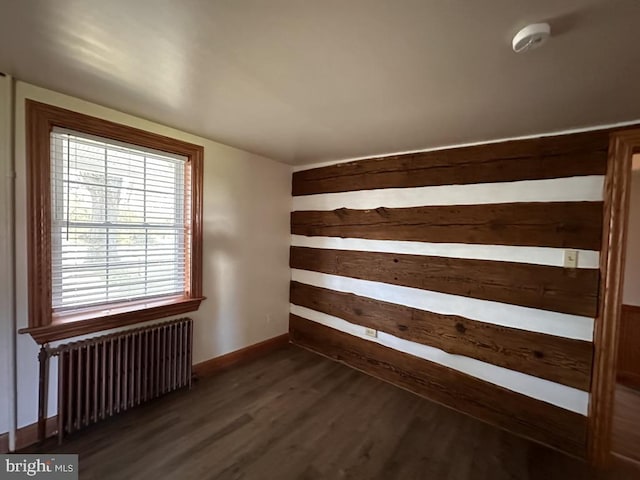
290;315;587;458
1;334;290;452
612;452;640;471
0;416;58;453
193;333;289;378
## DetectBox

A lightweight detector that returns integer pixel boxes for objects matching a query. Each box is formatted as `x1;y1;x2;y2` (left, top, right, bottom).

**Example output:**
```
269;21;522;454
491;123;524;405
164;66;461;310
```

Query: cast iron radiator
37;317;193;443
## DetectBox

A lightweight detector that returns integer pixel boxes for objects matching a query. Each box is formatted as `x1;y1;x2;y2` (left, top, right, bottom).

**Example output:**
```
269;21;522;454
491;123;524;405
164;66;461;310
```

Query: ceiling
0;0;639;165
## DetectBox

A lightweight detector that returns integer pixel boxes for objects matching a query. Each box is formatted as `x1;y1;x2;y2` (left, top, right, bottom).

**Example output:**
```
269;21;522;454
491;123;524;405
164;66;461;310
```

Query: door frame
588;128;640;466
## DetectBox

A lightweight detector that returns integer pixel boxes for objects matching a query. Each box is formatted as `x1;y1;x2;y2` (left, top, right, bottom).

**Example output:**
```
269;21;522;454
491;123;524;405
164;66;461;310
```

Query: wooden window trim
20;100;204;344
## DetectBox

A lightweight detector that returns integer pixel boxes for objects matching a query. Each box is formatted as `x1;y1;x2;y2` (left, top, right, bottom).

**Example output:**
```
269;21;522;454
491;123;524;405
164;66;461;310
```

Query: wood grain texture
193;334;290;378
612;385;640;464
24;100;204;342
289;315;587;458
290;282;593;390
588;129;640;466
19;297;204;344
292;130;609;196
292;202;603;250
16;417;58;451
290;246;600;317
0;416;59;453
185;133;204;302
26;100;53;328
617;305;640;390
21;346;639;479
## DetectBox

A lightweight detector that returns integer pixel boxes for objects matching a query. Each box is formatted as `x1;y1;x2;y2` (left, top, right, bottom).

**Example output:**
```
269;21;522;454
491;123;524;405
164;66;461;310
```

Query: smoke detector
512;23;551;53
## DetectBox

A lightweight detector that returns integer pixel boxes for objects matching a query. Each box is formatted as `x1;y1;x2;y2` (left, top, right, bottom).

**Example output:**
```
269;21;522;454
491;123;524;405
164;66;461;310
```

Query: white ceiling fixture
0;1;639;165
512;23;551;53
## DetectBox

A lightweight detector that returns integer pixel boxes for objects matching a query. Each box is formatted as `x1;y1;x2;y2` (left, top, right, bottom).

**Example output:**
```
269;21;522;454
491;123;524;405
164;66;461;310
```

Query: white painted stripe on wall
291;305;589;415
292;176;604;211
291;269;594;341
291;236;600;269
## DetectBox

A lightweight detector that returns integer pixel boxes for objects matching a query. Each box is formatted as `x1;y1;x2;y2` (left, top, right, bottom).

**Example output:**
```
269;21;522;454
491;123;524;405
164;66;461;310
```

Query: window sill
19;296;205;344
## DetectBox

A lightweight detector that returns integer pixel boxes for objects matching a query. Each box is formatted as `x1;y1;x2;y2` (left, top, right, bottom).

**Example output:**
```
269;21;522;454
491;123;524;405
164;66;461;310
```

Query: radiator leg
57;352;65;445
37;345;50;443
188;320;193;390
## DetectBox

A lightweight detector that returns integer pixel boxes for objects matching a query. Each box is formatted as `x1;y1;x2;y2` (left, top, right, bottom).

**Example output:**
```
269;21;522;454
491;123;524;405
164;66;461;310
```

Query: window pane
51;128;187;311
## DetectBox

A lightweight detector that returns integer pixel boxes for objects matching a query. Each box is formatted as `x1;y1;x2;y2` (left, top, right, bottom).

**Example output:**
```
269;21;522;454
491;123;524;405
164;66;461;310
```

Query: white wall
0;75;14;439
623;164;640;306
6;81;292;432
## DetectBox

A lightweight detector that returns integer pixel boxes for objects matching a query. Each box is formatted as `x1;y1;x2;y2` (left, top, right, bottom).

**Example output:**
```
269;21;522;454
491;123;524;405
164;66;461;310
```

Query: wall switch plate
365;327;378;338
564;250;579;268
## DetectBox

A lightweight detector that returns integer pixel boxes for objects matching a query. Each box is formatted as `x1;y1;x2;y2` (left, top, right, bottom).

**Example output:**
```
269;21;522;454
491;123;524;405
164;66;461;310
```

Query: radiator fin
54;318;193;442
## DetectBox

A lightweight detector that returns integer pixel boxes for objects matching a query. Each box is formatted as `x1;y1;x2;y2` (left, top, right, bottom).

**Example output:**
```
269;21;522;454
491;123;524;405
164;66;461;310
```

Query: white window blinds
50;127;188;311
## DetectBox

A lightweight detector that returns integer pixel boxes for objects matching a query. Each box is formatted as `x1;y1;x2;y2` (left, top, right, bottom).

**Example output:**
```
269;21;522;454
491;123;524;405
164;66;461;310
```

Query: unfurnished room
0;1;640;479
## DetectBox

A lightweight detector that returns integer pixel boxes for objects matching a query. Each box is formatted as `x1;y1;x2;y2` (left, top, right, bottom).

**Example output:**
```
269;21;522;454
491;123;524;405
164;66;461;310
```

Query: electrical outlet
564;250;579;268
365;327;378;338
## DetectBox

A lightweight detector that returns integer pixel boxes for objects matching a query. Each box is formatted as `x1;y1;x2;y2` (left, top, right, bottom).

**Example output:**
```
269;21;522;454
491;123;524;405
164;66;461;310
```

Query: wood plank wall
617;305;640;389
289;130;611;458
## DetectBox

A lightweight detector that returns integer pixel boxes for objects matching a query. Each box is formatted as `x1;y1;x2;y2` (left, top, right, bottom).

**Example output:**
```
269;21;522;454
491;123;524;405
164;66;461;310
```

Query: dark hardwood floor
22;345;640;479
613;384;640;464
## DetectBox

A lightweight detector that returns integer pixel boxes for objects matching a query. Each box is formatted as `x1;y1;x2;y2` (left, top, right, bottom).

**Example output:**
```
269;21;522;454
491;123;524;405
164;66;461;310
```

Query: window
23;101;204;343
51;129;189;310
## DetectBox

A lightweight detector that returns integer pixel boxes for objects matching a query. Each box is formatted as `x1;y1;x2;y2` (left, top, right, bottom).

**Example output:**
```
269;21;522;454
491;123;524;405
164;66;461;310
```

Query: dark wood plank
290;282;593;390
21;345;640;479
612;384;640;463
379;415;473;479
292;130;609;196
290;246;600;317
289;314;587;458
292;202;603;250
617;305;640;390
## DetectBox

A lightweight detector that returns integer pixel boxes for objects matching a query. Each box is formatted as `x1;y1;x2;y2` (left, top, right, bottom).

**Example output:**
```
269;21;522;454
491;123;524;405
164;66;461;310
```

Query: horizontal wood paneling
289;130;613;455
291;303;589;413
289;315;587;458
292;202;603;250
292;176;604;212
292;130;609;196
290;247;600;317
290;282;593;390
617;305;640;390
292;269;594;340
291;235;601;269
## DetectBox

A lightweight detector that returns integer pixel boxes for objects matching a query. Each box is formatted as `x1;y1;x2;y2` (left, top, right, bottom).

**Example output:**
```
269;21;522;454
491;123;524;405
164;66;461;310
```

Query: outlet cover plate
564;250;579;268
